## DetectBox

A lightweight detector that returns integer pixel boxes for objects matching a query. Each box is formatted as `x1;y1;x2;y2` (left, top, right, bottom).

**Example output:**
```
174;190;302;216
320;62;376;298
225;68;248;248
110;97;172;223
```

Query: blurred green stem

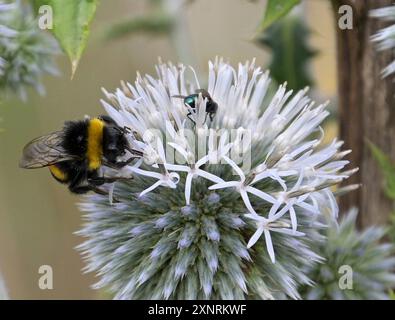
0;272;8;300
106;0;198;69
163;0;197;67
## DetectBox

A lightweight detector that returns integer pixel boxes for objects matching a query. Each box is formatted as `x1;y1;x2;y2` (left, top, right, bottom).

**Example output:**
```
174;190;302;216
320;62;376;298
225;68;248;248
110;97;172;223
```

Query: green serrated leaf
368;141;395;200
259;0;300;32
257;16;317;91
368;141;395;177
33;0;99;78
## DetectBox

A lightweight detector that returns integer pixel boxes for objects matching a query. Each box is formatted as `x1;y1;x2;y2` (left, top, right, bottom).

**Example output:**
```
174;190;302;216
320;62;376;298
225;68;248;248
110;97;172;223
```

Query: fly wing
19;131;78;169
195;89;211;99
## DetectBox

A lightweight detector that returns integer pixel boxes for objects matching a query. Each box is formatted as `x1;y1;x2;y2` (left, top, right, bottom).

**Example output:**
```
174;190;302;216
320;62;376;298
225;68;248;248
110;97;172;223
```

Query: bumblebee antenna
125;145;144;157
123;126;132;133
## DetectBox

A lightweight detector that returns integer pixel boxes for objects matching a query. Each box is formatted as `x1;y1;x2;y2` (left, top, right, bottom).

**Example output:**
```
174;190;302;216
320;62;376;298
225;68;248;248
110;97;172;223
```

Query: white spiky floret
78;58;354;299
371;5;395;77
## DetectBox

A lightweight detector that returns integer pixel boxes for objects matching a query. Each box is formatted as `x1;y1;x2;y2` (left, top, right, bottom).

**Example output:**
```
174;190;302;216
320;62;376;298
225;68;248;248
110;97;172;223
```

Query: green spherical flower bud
0;1;59;100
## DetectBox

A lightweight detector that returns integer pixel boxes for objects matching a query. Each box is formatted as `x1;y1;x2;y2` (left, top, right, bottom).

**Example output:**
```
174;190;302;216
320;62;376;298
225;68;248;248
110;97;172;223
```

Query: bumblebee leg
69;183;108;196
209;113;215;122
89;185;120;202
68;170;88;194
89;185;111;196
69;185;92;194
88;176;131;185
103;157;137;169
70;184;119;202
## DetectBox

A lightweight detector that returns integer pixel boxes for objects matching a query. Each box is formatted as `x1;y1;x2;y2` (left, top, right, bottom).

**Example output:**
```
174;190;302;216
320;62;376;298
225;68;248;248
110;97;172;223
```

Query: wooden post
332;0;395;228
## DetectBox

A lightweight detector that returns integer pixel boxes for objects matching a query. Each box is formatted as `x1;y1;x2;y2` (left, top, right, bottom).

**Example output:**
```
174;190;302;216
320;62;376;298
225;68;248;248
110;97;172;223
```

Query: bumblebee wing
19;131;77;169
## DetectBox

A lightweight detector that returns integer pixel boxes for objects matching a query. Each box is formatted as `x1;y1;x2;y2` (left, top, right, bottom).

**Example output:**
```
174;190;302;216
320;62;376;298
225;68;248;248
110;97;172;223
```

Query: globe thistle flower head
371;5;395;77
0;1;17;70
78;58;354;299
301;209;395;300
0;0;59;100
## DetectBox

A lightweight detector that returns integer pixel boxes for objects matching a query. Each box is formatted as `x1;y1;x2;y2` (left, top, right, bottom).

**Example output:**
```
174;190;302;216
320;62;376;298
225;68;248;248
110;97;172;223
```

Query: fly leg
186;110;197;129
204;112;209;124
187;110;196;124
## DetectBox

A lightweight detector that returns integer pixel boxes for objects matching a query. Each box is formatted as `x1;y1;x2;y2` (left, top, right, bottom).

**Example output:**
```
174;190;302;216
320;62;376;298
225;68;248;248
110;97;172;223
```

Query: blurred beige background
0;0;335;299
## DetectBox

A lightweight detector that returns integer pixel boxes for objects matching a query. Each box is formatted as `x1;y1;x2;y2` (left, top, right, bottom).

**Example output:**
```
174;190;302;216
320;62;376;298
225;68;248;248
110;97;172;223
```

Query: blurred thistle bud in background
0;0;59;101
77;59;356;300
300;209;395;300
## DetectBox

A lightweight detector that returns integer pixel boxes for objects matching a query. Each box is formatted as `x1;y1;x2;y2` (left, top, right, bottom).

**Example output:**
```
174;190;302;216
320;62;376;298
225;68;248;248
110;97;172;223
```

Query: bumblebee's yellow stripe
49;165;68;181
87;118;104;170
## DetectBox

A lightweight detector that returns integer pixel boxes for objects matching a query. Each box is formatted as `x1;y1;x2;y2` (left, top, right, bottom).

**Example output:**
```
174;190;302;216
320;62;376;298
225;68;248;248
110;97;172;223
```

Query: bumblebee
173;89;218;124
20;115;142;196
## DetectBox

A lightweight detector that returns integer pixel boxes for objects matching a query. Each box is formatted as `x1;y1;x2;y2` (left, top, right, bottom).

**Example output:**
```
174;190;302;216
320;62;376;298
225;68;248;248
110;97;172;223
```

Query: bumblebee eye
107;142;117;150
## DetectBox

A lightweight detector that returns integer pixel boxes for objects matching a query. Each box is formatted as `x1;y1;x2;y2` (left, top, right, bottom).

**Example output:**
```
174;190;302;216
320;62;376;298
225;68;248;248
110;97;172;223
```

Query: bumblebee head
102;125;129;163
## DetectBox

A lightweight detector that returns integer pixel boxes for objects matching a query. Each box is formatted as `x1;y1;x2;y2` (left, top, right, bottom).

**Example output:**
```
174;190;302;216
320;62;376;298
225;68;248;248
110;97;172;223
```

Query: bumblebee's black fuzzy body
20;115;140;196
62;120;88;157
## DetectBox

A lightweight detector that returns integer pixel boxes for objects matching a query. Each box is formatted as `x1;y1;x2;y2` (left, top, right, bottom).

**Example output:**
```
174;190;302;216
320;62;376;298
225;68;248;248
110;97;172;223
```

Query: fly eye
185;96;196;107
